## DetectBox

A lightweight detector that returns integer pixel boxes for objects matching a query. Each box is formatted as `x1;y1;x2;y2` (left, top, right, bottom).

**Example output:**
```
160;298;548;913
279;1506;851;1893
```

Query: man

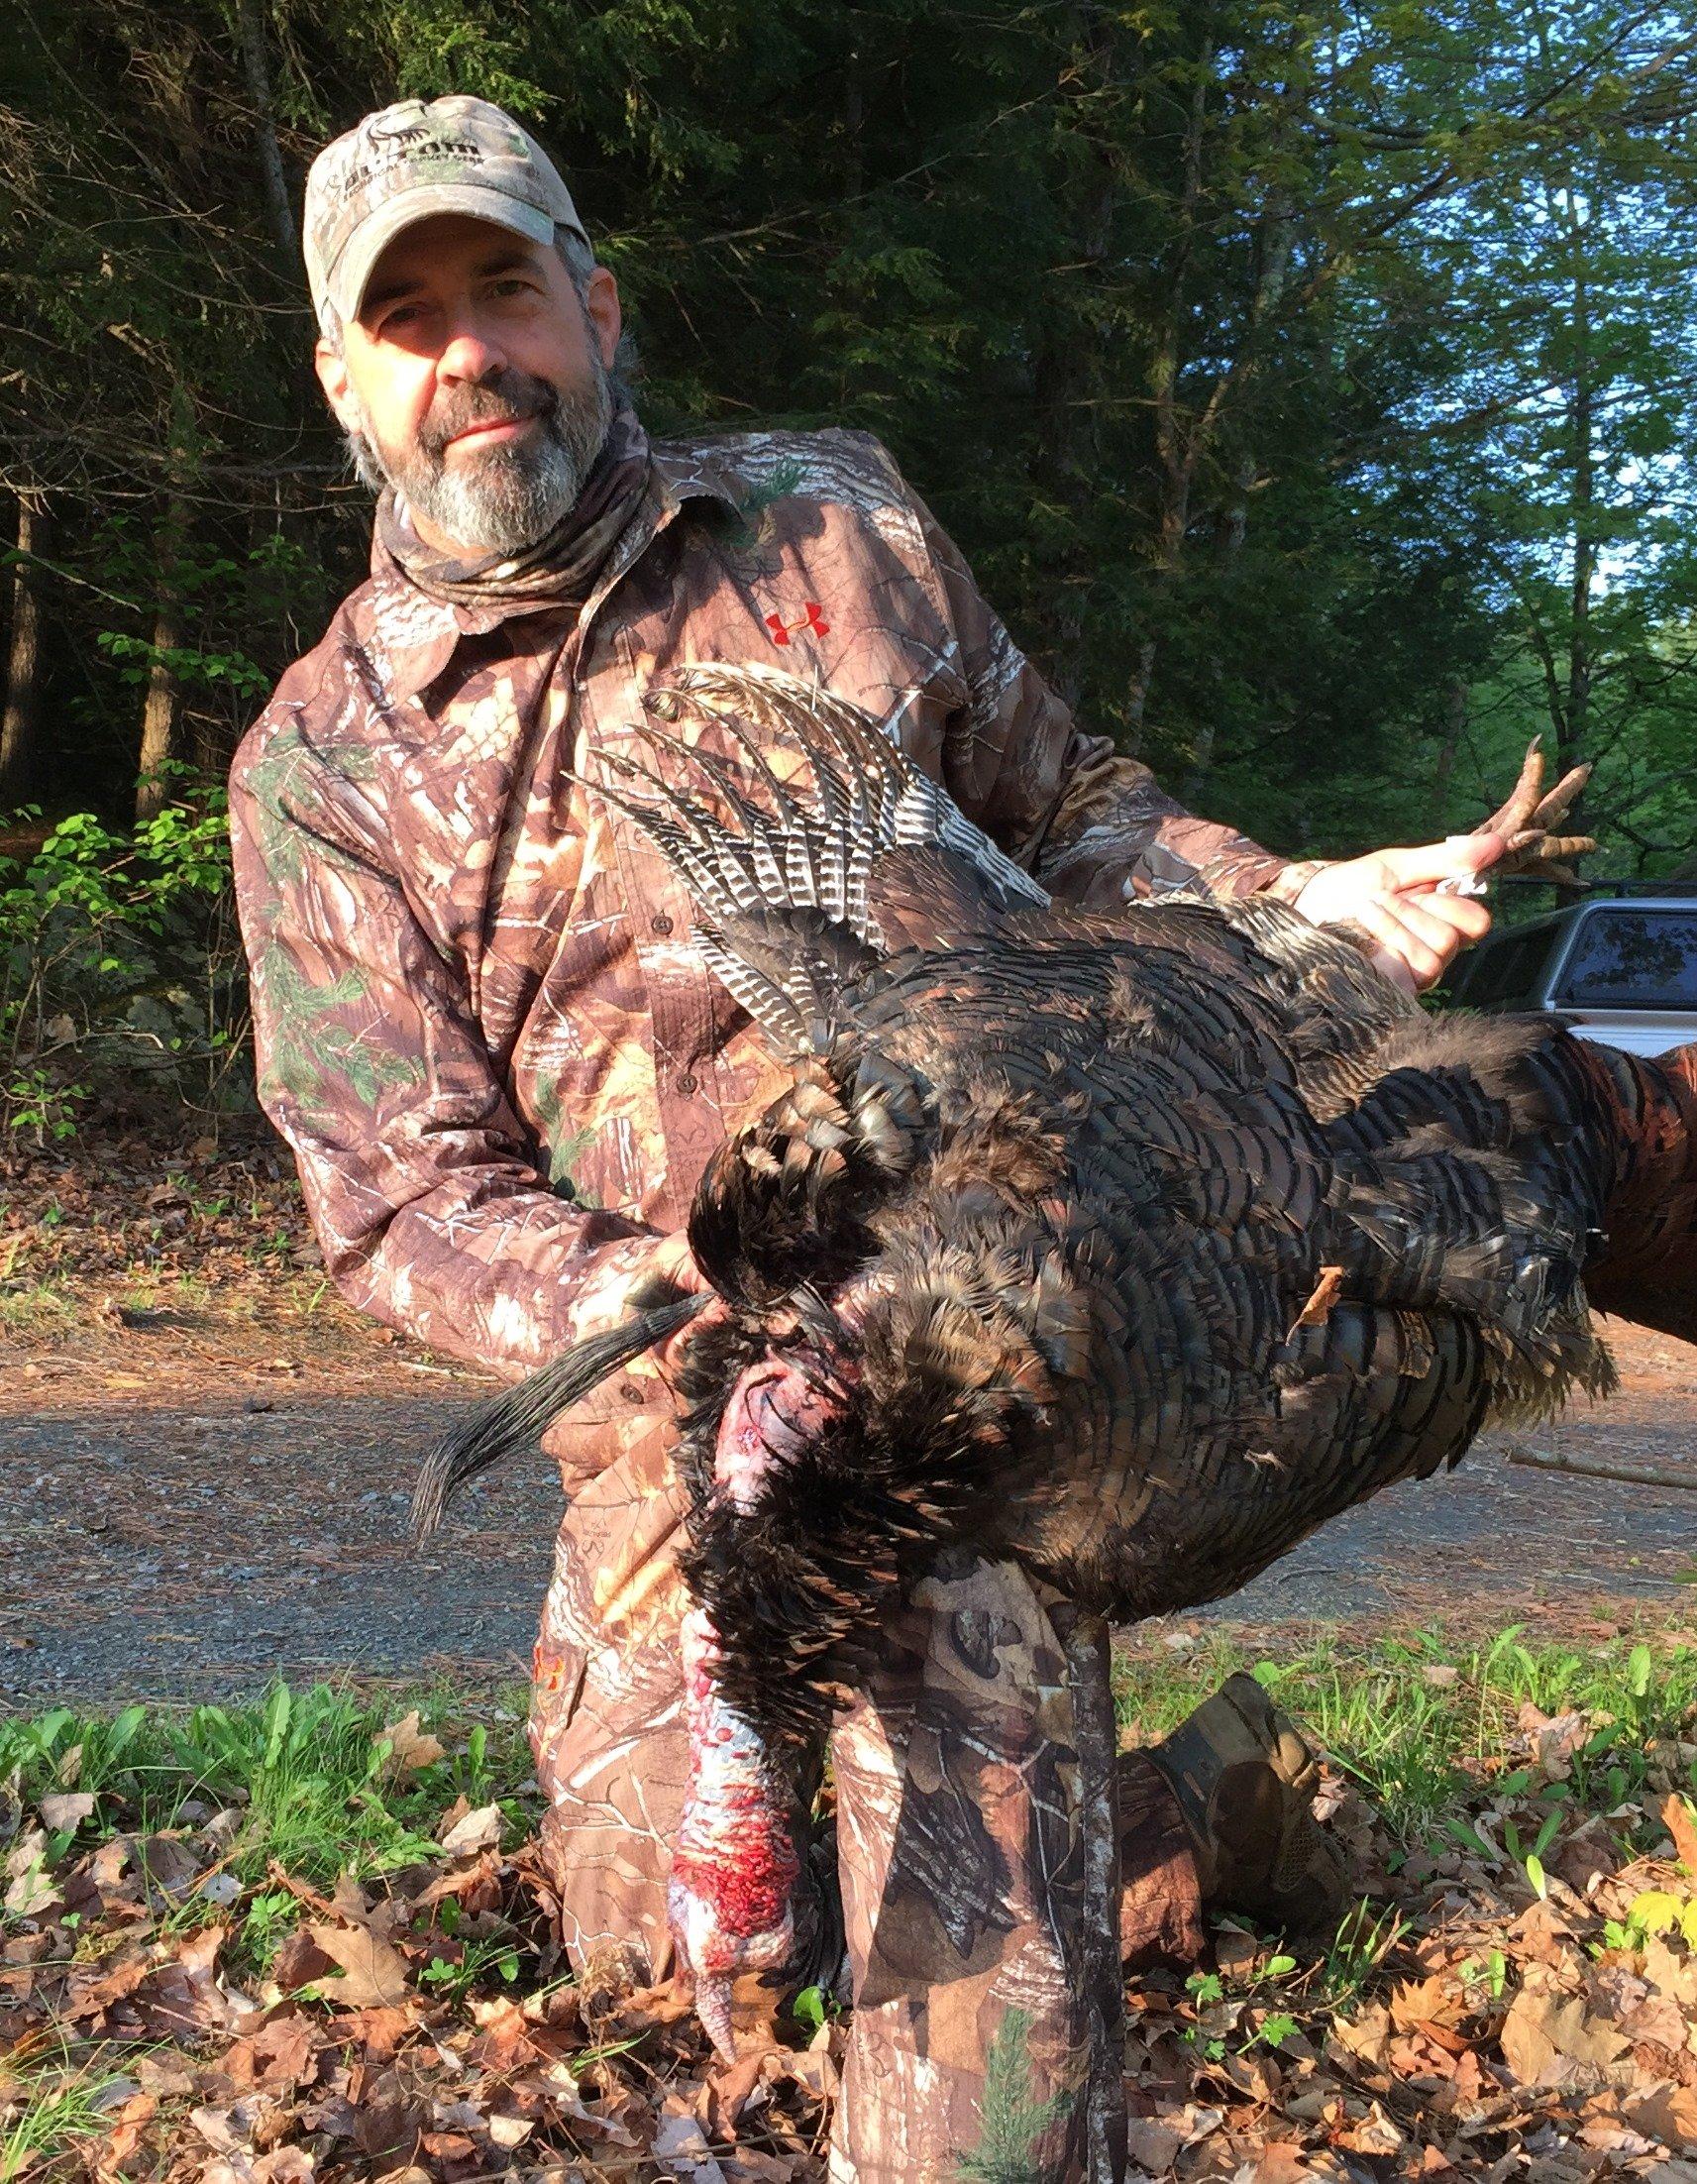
230;97;1502;2180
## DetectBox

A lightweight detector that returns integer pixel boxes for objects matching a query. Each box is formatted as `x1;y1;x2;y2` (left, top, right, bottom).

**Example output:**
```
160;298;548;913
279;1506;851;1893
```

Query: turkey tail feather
409;1293;706;1539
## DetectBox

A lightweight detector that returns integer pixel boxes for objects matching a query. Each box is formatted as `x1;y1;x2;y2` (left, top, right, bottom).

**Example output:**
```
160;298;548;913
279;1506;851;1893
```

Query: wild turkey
413;665;1696;2048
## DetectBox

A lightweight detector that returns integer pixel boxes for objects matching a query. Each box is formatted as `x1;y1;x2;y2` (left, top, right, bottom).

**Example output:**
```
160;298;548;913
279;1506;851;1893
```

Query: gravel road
3;1316;1693;1704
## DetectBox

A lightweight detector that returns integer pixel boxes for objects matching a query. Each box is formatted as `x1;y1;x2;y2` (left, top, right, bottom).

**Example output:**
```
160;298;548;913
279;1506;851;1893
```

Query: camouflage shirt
229;426;1289;1378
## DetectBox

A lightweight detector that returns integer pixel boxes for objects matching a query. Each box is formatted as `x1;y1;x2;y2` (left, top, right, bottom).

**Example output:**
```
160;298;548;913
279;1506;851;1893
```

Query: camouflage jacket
229;426;1290;1380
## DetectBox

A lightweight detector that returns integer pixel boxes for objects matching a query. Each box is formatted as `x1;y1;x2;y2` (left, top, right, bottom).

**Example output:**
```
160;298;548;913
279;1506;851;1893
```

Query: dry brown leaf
1629;2079;1697;2152
1390;1975;1464;2033
1329;2004;1392;2066
1331;2097;1404;2154
437;1802;501;1858
379;1710;446;1778
1240;2144;1331;2182
1294;1264;1345;1328
1123;2114;1183;2172
1499;1983;1629;2088
1662;1793;1697;1871
1515;1703;1588;1785
39;1792;96;1830
305;1923;412;2010
268;1927;335;1995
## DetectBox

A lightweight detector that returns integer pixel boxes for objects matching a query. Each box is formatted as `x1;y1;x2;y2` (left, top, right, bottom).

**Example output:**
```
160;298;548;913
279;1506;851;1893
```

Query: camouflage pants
532;1406;1203;2182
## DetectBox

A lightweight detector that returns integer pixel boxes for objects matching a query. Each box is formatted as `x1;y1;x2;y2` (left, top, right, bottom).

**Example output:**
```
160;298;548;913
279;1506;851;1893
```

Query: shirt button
677;1071;698;1095
651;913;674;934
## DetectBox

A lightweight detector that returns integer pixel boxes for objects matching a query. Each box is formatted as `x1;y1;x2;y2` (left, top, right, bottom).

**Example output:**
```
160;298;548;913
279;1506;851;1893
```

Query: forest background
2;0;1696;1138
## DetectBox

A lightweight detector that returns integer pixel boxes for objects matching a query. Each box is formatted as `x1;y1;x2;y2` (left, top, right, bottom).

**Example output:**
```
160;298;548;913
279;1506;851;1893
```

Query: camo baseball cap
304;96;590;331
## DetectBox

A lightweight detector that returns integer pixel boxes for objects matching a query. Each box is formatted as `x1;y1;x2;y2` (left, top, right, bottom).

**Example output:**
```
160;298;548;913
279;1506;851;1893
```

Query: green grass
0;1682;536;1975
0;1278;76;1334
1114;1621;1697;1846
0;2045;134;2184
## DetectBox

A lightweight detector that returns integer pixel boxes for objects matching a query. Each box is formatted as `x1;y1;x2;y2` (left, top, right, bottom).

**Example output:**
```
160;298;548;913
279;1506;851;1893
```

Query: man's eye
491;278;534;298
379;303;424;331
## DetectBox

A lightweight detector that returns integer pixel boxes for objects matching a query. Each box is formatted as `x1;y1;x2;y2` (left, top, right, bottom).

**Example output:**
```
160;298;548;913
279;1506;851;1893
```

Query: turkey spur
414;666;1694;1767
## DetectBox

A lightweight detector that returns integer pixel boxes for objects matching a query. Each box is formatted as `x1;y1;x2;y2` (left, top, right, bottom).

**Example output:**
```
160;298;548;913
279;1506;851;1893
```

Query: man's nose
436;323;509;383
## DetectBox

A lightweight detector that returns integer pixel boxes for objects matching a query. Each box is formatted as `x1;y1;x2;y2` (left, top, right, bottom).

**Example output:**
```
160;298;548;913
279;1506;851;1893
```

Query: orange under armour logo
766;602;830;646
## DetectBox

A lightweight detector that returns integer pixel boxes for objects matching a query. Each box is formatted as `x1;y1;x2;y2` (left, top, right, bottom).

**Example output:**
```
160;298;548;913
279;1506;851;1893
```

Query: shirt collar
351;434;749;707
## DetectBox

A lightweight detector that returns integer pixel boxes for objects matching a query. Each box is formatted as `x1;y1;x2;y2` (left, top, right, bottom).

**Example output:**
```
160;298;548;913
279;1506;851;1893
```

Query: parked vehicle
1444;890;1697;1056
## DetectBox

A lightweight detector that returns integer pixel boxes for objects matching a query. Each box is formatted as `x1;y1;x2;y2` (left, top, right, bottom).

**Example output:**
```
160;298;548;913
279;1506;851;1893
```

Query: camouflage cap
304;96;590;332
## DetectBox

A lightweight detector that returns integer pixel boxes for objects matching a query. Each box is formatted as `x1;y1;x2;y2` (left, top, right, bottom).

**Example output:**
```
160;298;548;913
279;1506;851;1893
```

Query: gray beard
346;360;615;558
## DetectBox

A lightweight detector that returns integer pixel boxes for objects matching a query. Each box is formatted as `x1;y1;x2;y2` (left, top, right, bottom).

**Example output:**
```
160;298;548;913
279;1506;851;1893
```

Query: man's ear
315;339;360;434
583;266;622;372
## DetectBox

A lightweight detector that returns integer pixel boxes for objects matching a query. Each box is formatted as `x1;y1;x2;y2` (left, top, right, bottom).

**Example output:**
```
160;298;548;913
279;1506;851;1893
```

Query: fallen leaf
1124;2115;1184;2170
39;1792;96;1830
1499;1982;1629;2088
1662;1792;1697;1871
1630;2079;1697;2152
437;1802;501;1858
306;1923;412;2009
269;1927;335;1994
1390;1974;1464;2033
379;1710;446;1777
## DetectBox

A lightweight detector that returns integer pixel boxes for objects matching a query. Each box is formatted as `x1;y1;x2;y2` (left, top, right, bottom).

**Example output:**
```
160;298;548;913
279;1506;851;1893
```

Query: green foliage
0;2040;134;2183
0;789;245;1139
0;1683;531;1910
953;2005;1076;2183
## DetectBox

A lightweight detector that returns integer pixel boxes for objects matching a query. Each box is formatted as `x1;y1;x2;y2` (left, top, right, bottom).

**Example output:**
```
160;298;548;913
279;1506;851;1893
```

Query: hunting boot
1148;1672;1349;1932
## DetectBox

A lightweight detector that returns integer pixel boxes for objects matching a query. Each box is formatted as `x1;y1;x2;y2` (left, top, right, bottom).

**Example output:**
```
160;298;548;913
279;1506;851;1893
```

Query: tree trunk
1027;0;1120;710
1430;676;1467;828
1125;15;1215;736
0;494;44;802
234;0;296;262
136;496;188;820
1563;238;1594;828
1181;183;1294;804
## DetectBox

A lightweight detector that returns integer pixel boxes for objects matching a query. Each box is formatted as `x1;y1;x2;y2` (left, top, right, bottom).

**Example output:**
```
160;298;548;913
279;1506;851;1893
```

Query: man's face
315;213;624;559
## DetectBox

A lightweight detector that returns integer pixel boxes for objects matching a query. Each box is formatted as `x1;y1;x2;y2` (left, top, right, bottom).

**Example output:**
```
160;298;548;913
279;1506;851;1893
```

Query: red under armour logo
765;602;830;646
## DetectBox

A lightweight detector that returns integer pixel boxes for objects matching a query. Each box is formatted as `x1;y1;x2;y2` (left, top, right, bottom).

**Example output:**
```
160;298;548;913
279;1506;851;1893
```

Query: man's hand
1288;833;1505;995
1281;742;1596;996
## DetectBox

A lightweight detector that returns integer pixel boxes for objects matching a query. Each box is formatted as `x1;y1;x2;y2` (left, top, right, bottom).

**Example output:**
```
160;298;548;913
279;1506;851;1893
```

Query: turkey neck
668;1606;800;2058
1575;1037;1697;1344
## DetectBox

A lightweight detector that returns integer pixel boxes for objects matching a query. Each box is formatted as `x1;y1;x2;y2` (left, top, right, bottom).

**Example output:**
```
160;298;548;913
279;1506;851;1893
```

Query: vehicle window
1555;909;1697;1010
1458;926;1558;1008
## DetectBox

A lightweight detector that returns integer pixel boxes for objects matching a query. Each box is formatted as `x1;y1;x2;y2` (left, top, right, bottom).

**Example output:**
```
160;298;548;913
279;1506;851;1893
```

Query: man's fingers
1368;946;1420;996
1394;894;1479;960
1416;891;1492;943
1352;898;1446;991
1376;832;1506;892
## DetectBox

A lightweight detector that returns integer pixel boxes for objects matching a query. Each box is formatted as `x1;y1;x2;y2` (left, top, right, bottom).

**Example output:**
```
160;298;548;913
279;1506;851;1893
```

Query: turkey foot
1470;738;1595;887
670;1606;800;2059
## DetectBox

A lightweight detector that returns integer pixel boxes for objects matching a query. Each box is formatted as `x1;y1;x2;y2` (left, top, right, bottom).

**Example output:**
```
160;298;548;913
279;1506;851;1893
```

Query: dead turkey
413;663;1696;2043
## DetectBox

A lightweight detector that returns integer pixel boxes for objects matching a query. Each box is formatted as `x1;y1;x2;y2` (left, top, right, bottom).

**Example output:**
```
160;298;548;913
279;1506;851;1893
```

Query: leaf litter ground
5;1644;1697;2181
